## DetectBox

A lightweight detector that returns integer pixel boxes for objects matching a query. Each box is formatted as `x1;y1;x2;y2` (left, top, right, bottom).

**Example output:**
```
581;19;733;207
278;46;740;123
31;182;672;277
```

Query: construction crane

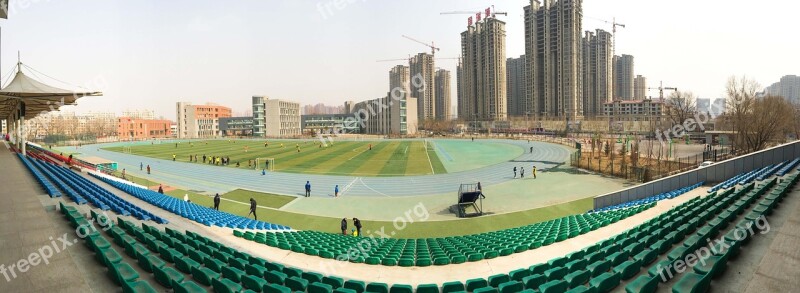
376;56;457;63
440;5;508;17
648;81;678;100
586;16;625;54
401;35;439;56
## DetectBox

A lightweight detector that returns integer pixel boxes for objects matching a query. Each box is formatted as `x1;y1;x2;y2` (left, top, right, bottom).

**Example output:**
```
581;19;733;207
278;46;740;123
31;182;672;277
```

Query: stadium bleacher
59;170;797;293
591;182;703;213
233;204;655;267
93;174;290;231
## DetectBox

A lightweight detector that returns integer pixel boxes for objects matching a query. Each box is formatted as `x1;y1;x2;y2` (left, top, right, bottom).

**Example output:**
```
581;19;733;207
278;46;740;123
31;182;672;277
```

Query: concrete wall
594;141;800;209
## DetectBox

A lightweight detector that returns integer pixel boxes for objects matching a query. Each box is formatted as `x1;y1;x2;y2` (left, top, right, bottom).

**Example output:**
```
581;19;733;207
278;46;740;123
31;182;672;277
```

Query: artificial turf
104;139;446;176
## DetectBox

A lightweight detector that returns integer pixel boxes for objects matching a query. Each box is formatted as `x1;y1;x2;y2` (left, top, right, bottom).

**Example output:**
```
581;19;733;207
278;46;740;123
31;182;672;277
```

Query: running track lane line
424;139;434;174
340;176;359;196
358;177;390;197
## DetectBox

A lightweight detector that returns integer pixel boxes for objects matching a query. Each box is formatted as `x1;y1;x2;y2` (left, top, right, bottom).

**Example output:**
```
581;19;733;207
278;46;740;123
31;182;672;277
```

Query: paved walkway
70;139;572;197
0;143;115;292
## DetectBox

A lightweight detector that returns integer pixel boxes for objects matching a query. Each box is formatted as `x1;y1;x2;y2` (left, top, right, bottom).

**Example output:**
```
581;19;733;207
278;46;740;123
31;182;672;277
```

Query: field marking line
404;146;408;154
346;145;370;161
424;140;434;174
358;177;390;197
341;177;359;196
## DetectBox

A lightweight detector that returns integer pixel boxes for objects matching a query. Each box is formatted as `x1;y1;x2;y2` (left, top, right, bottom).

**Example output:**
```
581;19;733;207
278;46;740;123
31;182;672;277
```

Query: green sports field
104;140;447;176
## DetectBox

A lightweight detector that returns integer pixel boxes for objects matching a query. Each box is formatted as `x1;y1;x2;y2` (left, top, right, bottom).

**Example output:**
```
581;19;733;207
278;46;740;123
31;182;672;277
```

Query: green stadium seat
266;270;288;285
309;282;334;293
137;254;166;273
498;281;523;293
389;284;413;293
175;256;200;274
109;262;139;285
416;283;439;293
538;280;568;293
566;259;587;273
242;274;269;292
221;266;245;282
365;282;389;293
465;278;488;292
589;272;620;292
488;274;510;287
441;281;464;293
472;287;497;293
173;281;206;293
509;268;530;281
213;278;243;293
671;272;710;293
122;280;157;293
190;266;219;286
613;260;642;280
334;288;358;293
264;283;293;293
587;260;610;277
322;276;344;289
624;274;658;293
565;286;597;293
153;266;184;288
522;274;546;290
564;270;591;289
544;267;567;281
287;276;310;292
344;280;366;293
529;263;549;275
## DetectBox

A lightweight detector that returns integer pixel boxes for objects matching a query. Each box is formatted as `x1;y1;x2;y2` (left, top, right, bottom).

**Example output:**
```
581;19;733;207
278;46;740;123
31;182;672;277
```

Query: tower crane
401;35;439;56
648;81;678;100
586;16;625;55
440;5;508;17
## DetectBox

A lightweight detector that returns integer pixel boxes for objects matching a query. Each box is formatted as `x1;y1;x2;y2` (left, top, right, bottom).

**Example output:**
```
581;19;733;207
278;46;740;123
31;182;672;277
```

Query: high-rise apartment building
409;53;436;121
613;54;634;100
459;16;507;121
390;65;410;98
582;30;613;118
634;75;647;100
176;102;232;138
765;75;800;104
251;96;301;137
506;55;527;117
435;69;451;120
524;0;583;120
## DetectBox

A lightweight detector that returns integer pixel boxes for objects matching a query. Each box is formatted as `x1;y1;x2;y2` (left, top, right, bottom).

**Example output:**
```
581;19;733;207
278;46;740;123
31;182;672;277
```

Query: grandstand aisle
0;146;106;291
713;176;800;292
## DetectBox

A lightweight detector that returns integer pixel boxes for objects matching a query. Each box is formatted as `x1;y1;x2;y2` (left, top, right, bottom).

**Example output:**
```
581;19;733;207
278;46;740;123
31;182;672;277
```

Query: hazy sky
1;0;798;119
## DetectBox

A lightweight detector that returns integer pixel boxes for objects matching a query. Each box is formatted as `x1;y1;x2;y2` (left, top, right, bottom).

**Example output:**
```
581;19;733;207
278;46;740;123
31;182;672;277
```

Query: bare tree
663;91;698;126
739;96;793;151
724;76;760;150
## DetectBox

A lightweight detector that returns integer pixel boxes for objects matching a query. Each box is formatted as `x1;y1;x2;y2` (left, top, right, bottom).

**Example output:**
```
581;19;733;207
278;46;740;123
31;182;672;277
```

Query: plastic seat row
709;163;774;193
234;204;654;267
591;182;703;212
92;174;289;231
29;157;168;224
775;158;800;177
17;154;62;197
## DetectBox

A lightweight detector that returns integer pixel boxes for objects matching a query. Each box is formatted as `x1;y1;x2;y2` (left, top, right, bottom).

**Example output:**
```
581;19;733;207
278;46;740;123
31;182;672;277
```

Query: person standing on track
213;193;221;210
140;162;143;171
530;146;533;153
520;167;525;179
335;185;339;197
513;166;517;178
532;166;537;179
248;198;258;220
305;181;311;197
147;164;151;174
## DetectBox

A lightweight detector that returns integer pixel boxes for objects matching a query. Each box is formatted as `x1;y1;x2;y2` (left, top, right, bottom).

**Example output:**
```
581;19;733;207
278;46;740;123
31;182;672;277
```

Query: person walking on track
305;181;311;197
532;166;537;179
513;166;517;178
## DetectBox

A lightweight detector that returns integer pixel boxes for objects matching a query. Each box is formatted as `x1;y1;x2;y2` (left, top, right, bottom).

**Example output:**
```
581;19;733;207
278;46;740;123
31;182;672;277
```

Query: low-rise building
252;96;301;137
176;102;232;138
301;114;360;135
219;117;254;137
117;117;172;140
603;99;664;122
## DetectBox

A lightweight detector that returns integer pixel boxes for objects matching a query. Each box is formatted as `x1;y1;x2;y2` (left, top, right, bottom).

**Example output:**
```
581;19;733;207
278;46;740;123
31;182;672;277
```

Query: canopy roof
0;68;102;119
